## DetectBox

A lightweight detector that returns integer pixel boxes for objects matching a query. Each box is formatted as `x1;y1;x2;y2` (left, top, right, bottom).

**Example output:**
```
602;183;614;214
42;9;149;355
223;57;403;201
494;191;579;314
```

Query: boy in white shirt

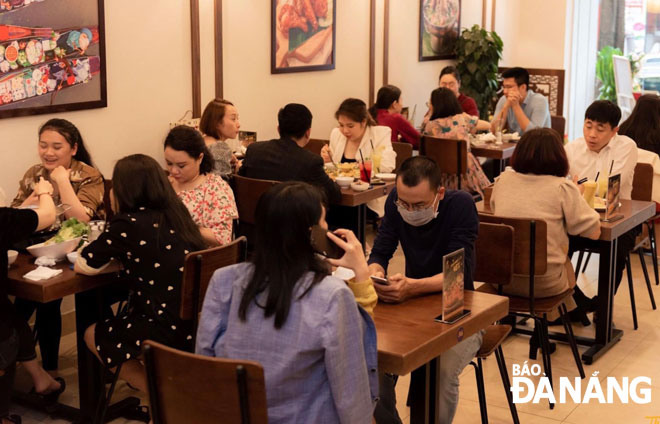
564;100;638;323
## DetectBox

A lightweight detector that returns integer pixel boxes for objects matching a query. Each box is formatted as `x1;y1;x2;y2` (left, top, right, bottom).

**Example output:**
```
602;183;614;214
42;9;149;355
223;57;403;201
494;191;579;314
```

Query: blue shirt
196;263;378;424
494;90;551;134
368;189;479;290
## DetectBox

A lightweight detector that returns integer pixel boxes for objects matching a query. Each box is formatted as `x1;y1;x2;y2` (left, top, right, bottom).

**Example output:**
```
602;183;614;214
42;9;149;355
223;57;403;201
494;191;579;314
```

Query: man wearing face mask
368;156;481;424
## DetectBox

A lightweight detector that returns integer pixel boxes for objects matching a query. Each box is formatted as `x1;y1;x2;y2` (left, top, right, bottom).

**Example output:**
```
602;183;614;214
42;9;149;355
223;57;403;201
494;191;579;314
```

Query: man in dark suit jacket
238;103;341;204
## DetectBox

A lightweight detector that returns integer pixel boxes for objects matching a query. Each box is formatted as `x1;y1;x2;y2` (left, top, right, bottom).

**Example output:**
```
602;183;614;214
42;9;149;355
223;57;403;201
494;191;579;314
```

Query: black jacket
238;137;342;204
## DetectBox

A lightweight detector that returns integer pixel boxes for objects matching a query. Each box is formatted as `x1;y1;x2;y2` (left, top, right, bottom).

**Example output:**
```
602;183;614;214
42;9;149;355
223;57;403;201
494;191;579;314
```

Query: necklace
176;173;205;193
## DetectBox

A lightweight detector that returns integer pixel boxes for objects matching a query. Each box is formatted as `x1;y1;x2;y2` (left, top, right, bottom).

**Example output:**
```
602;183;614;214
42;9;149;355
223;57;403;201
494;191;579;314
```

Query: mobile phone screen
370;275;390;285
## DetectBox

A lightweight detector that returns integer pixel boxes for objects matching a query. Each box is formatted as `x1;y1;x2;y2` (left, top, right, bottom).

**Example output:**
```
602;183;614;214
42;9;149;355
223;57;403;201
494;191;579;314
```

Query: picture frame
271;0;336;74
419;0;461;61
0;0;107;119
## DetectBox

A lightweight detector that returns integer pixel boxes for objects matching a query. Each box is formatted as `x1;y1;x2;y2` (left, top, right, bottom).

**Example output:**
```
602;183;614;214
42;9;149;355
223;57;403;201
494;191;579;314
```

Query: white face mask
397;194;439;227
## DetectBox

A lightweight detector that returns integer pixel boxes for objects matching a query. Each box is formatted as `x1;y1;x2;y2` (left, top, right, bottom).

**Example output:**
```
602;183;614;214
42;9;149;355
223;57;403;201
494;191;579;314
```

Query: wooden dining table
471;141;517;175
335;181;395;245
7;254;138;423
374;290;509;424
477;199;656;364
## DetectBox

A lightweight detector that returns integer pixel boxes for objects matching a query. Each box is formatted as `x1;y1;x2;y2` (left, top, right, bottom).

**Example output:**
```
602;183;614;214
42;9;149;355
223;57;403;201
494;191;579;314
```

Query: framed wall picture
0;0;106;119
271;0;336;74
419;0;461;61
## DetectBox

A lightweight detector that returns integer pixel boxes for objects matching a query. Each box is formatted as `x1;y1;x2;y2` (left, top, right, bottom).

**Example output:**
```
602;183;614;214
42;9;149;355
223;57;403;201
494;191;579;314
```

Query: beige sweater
490;170;600;297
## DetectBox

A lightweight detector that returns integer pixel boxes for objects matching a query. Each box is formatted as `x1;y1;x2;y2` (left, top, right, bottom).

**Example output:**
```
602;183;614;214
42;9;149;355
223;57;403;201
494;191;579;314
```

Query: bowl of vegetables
27;218;88;260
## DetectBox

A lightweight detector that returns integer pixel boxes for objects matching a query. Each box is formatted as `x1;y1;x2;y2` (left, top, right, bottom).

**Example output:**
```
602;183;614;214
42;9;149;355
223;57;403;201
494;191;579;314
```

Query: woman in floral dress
423;87;491;197
164;125;238;246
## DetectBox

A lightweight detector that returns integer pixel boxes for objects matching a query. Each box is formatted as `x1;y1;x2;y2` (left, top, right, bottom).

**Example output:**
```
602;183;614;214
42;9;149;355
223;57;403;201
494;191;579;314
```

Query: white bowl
27;237;82;260
335;176;354;188
375;173;396;181
7;250;18;266
350;181;370;192
66;251;78;264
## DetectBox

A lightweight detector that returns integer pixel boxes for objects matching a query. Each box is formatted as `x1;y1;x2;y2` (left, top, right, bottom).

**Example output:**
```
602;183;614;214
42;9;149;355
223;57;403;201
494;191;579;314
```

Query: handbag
170;110;200;131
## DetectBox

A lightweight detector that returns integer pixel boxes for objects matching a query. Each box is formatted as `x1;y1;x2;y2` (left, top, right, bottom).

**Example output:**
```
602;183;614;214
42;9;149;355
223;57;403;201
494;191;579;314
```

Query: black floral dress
80;209;195;367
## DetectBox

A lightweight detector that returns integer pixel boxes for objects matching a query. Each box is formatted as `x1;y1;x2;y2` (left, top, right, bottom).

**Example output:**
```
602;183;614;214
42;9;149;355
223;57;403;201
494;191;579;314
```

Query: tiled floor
11;235;660;424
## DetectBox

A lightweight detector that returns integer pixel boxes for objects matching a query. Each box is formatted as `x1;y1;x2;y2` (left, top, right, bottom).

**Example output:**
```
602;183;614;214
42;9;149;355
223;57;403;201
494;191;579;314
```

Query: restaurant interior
3;0;660;423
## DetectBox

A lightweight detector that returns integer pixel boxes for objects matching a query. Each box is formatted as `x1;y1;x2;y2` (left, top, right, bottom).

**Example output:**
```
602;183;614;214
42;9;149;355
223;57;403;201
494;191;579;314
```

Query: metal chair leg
648;221;659;286
559;303;586;378
494;346;520;424
637;248;657;310
470;359;489;423
581;252;592;273
626;255;638;330
575;251;584;279
534;318;554;409
95;364;122;424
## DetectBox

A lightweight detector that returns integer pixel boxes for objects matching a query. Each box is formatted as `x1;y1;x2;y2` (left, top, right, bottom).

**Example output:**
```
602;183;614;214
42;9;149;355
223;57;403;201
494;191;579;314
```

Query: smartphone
370;275;390;286
310;225;344;259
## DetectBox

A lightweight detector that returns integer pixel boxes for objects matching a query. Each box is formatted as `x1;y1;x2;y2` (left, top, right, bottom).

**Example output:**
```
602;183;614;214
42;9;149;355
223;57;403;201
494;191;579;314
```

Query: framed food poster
0;0;106;119
271;0;336;74
419;0;461;61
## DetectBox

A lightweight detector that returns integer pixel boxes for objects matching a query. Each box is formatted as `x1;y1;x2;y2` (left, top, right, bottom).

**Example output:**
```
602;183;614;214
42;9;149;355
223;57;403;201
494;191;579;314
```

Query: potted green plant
455;25;503;119
596;45;623;103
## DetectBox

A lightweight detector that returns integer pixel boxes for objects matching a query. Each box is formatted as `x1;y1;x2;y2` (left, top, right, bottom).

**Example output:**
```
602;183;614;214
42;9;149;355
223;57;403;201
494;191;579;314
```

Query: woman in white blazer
321;98;396;217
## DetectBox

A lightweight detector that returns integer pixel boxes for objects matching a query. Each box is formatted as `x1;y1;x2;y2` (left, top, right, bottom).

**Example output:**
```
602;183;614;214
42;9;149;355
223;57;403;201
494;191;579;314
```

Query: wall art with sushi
419;0;460;61
271;0;336;74
0;0;106;119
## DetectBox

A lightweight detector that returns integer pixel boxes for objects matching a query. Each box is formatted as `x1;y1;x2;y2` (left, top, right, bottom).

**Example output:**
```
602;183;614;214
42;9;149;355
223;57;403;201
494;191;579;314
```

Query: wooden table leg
409;358;440;424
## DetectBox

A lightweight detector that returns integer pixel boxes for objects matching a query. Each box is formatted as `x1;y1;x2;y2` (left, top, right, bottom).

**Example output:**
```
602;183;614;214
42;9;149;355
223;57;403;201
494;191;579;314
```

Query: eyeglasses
395;197;434;212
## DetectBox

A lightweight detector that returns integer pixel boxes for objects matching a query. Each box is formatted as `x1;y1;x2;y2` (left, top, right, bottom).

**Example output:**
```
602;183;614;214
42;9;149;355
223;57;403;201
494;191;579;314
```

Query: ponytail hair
369;85;402;119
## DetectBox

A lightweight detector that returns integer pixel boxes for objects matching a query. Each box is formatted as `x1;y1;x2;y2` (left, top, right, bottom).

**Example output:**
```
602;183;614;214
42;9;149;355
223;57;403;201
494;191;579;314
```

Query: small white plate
375;173;396;181
332;266;355;281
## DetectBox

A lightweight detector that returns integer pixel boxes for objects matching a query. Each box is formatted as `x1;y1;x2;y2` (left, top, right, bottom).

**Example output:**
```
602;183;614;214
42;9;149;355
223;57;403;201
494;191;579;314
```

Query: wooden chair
472;223;519;424
478;214;585;409
392;141;413;172
181;237;248;338
96;239;248;424
144;340;268;424
550;115;566;136
304;138;328;156
420;136;468;190
231;175;279;250
575;162;657;330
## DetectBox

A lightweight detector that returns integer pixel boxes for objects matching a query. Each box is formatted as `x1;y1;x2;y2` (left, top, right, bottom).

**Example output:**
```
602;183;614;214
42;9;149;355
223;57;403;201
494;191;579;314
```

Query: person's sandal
123;405;150;422
1;414;22;424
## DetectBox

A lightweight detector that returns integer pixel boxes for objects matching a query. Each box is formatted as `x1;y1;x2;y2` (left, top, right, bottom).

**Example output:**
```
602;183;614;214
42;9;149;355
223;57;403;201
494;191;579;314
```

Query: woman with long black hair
196;182;378;424
76;154;206;393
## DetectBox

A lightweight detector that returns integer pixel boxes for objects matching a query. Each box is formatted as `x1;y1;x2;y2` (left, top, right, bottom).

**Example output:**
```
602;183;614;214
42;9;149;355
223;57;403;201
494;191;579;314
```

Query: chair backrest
478;214;548;276
420;136;468;180
632;162;654;202
232;175;279;225
144;340;268;424
475;222;514;288
180;237;248;325
304;138;329;156
550;115;566;136
392;141;413;172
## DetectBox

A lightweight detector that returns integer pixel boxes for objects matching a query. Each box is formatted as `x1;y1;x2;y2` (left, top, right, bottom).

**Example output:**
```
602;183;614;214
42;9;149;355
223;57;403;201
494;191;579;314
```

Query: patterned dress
176;173;238;245
424;113;491;198
11;158;105;223
79;209;197;367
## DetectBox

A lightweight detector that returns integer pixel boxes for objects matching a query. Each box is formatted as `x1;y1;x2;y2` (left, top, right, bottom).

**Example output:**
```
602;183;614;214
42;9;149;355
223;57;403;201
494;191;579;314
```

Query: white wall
387;0;484;128
0;0;193;198
496;0;568;69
